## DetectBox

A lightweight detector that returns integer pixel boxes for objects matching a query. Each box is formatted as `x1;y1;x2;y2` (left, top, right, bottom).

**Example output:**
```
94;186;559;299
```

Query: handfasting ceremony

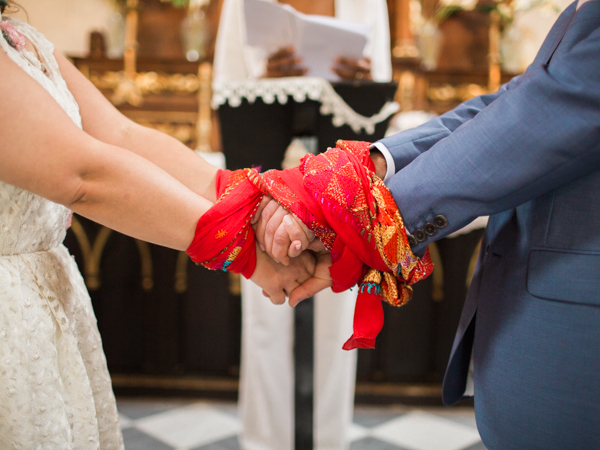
0;0;598;448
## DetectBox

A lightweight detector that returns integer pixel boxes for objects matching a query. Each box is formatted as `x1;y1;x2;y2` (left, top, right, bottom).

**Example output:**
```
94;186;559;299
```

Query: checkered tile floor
117;397;485;450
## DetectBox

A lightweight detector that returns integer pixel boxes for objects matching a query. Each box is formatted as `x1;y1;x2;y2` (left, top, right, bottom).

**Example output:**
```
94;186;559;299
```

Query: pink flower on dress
0;20;25;51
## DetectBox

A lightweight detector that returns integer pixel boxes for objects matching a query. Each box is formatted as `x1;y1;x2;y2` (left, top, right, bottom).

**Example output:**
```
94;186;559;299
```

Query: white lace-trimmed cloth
212;76;399;134
0;16;124;449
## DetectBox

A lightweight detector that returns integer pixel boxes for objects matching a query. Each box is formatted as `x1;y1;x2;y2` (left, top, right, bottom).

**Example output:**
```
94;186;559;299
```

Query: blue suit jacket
379;2;600;448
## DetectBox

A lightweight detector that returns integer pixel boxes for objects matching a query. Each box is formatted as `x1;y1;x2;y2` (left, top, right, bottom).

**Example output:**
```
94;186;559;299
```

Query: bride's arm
1;48;210;250
0;48;314;298
55;52;220;203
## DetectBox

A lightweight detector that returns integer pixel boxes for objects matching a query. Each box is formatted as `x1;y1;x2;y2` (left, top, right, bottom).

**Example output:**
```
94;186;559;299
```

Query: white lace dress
0;17;124;449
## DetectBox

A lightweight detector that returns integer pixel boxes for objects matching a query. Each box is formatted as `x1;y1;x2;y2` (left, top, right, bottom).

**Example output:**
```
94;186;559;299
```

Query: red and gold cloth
186;168;261;279
186;141;433;349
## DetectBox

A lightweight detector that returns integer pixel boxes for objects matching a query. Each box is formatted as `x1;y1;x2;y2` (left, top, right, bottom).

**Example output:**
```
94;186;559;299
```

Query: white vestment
213;2;391;448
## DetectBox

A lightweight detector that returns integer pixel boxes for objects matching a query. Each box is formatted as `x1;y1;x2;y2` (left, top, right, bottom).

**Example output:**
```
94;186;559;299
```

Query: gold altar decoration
393;0;420;59
90;71;200;94
488;10;501;92
70;217;154;292
427;82;488;103
174;251;189;294
111;0;143;106
196;62;212;152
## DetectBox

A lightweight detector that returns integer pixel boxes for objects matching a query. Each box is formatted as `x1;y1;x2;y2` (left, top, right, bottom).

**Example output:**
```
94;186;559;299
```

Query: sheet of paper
295;14;370;79
244;0;370;80
244;0;296;53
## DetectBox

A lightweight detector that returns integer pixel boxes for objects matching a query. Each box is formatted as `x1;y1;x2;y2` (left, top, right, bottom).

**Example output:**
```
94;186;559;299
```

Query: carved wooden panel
134;0;223;61
437;11;491;73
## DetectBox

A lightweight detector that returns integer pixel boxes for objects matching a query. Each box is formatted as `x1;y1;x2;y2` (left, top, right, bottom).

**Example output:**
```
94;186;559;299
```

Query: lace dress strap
0;16;82;128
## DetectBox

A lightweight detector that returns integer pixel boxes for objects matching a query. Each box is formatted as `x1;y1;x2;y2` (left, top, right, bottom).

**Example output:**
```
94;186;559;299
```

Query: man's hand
253;196;325;265
289;251;333;306
332;56;372;81
265;47;308;78
370;148;387;180
251;242;316;305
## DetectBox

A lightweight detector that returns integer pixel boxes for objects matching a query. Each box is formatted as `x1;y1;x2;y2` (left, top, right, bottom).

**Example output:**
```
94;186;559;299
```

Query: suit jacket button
414;229;426;242
434;215;448;228
424;223;437;236
407;235;418;247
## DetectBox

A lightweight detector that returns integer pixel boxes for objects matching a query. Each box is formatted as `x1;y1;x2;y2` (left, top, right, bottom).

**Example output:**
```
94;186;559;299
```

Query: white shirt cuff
371;142;396;182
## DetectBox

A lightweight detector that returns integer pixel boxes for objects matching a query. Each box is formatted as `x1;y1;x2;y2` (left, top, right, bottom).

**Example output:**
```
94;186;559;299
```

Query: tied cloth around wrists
259;140;433;349
186;140;433;350
186;168;262;279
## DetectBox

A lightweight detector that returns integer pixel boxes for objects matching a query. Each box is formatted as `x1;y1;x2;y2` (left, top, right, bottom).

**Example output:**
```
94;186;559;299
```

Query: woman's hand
265;46;308;78
253;196;325;265
332;56;372;81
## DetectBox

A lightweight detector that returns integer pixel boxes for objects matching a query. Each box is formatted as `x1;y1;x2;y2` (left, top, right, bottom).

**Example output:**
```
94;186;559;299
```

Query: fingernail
295;243;302;251
259;244;265;251
284;215;293;226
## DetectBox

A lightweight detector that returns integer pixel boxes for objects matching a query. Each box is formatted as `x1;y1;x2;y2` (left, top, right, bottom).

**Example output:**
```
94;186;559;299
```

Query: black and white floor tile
117;398;485;450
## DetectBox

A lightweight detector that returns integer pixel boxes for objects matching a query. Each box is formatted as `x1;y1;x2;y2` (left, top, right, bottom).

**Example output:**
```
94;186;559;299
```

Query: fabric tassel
342;290;384;350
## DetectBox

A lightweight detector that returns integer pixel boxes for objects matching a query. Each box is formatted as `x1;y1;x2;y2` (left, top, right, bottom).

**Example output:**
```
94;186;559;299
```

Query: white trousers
238;278;358;450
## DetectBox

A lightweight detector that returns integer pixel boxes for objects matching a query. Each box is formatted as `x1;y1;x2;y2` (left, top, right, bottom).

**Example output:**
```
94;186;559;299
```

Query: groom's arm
373;75;522;179
388;26;600;255
375;0;578;178
253;79;523;263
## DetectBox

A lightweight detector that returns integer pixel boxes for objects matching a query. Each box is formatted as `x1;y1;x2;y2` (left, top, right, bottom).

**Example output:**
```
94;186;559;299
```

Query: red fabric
255;141;433;349
186;169;261;279
342;291;384;350
186;142;433;349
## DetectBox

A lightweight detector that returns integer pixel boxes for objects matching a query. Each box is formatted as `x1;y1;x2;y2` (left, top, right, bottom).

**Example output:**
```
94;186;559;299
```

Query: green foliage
433;5;464;23
168;0;189;8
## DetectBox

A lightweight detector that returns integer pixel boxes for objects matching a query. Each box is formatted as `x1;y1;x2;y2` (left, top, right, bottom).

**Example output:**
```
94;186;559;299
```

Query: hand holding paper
244;0;371;80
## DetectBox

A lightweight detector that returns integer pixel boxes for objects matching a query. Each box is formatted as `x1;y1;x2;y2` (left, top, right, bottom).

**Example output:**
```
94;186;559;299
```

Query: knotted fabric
186;168;261;279
186;140;433;349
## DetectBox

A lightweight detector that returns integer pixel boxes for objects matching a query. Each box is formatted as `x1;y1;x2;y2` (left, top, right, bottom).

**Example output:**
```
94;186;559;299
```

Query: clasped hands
250;195;332;307
249;149;388;307
252;49;375;305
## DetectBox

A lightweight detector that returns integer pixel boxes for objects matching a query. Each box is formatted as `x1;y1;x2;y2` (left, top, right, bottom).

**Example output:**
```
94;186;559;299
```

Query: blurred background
12;1;570;448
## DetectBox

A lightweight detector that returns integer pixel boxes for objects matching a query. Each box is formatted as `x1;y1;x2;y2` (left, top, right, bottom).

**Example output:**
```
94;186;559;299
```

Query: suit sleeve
388;25;600;255
377;76;521;173
376;1;578;174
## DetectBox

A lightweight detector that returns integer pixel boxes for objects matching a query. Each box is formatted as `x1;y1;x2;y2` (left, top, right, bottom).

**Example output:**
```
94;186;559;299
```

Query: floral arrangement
434;0;561;25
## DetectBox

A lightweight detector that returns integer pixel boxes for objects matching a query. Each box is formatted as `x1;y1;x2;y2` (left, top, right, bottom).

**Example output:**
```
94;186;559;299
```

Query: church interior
11;1;569;448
